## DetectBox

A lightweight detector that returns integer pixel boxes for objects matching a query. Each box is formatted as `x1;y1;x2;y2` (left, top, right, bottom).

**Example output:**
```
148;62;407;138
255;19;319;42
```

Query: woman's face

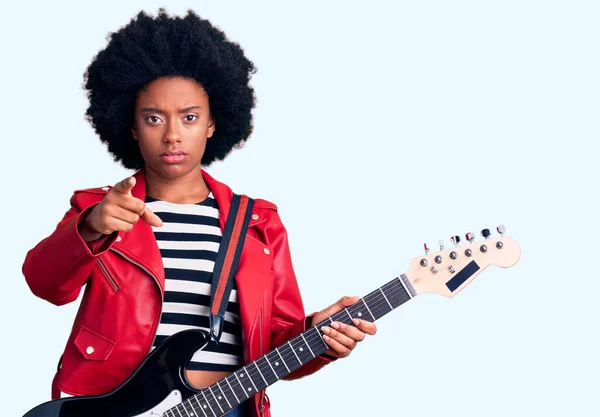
131;76;215;180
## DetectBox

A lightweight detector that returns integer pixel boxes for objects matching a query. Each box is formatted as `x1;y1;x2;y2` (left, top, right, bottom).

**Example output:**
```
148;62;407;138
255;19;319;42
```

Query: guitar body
24;329;210;417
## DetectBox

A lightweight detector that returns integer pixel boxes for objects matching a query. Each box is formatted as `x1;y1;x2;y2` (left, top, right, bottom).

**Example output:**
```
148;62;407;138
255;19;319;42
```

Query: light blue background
1;1;598;415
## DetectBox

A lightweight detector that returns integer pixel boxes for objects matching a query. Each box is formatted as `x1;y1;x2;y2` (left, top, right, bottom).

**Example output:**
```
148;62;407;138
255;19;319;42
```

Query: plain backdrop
1;1;598;416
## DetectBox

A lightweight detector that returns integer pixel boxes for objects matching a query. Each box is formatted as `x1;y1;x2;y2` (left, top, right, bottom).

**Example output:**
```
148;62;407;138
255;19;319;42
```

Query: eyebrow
141;106;202;113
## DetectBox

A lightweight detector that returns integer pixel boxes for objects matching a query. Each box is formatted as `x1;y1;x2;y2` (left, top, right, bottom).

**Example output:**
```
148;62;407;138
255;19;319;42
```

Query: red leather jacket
23;169;332;417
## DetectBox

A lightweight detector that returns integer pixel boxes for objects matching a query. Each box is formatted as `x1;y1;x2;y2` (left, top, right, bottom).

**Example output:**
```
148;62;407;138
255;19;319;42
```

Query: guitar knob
450;235;461;246
424;243;430;255
465;232;475;243
481;229;491;239
496;224;506;236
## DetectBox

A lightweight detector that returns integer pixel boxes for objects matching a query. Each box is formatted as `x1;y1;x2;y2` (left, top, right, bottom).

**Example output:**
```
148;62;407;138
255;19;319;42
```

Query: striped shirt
145;192;243;372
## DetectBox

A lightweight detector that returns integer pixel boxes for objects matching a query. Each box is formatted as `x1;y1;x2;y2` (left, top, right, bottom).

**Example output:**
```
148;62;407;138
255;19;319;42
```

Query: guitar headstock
405;225;520;297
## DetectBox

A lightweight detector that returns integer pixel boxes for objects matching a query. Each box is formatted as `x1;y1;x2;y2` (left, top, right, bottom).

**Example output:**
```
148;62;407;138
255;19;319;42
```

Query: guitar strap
209;193;254;343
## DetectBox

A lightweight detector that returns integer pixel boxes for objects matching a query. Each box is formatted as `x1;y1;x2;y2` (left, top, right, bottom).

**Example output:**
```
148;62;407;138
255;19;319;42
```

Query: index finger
113;176;136;195
141;206;164;227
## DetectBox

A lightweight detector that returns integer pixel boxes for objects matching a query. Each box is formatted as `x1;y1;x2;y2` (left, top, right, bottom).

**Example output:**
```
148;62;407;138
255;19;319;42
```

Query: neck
173;274;416;417
145;166;210;204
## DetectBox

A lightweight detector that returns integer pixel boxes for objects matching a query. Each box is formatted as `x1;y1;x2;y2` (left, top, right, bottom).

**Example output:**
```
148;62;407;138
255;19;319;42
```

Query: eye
184;115;198;122
145;115;162;124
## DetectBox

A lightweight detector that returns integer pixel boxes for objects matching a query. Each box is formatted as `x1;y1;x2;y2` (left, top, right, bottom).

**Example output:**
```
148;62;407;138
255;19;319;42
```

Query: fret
300;333;315;357
208;386;224;415
288;341;302;366
314;325;326;345
200;391;217;417
257;355;279;383
233;372;250;399
379;287;393;309
179;403;194;417
187;402;202;417
224;373;245;403
225;376;241;404
347;303;369;322
184;403;197;417
329;309;351;326
383;278;411;309
237;368;259;395
274;347;291;373
216;381;232;409
357;290;386;321
290;336;315;364
174;404;184;417
368;290;392;320
263;354;278;380
360;298;375;321
304;327;328;355
272;348;291;375
247;368;261;392
254;361;268;386
191;395;208;417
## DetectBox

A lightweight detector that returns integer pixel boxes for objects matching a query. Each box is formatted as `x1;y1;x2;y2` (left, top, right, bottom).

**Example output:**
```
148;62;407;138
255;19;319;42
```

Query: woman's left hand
310;296;377;359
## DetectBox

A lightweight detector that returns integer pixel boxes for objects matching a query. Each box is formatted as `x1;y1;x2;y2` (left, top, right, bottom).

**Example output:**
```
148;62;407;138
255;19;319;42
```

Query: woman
22;9;376;417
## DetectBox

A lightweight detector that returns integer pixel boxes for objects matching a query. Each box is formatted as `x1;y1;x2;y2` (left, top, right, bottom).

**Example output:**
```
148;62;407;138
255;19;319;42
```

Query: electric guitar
23;226;521;417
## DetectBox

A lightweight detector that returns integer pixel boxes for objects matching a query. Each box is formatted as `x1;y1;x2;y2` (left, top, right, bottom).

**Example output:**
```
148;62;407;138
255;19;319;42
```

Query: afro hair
83;8;257;169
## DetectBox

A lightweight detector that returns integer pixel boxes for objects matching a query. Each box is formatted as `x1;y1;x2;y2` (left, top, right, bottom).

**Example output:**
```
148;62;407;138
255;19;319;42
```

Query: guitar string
177;281;411;416
178;281;410;416
235;281;409;381
179;282;410;417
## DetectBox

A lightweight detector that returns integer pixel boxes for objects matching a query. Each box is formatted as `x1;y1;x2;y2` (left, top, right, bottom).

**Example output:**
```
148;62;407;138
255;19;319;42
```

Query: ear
207;116;216;139
131;125;139;141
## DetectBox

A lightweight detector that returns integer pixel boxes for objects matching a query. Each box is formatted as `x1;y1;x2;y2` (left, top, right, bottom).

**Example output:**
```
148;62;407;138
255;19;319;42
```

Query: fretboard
165;274;416;417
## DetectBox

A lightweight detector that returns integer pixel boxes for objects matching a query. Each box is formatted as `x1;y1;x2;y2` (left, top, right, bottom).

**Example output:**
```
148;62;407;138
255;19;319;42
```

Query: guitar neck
174;274;415;417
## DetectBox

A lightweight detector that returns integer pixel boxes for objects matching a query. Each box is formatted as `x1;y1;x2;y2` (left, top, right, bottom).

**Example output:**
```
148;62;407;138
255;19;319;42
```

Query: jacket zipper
97;258;119;292
110;248;163;354
259;304;265;417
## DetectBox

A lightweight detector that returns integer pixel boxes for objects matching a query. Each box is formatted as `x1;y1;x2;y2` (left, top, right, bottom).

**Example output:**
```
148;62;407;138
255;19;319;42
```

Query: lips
160;150;186;164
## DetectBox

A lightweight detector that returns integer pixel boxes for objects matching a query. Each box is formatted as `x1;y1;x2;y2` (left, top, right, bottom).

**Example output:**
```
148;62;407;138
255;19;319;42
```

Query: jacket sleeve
267;210;336;380
22;192;118;306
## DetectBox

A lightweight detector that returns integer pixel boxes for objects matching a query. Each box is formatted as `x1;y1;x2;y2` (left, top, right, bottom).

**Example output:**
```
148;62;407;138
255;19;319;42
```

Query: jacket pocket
74;325;116;361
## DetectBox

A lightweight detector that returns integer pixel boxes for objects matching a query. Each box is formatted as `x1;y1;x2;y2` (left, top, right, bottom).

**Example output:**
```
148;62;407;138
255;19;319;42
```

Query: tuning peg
481;228;491;239
424;243;430;255
439;240;444;251
450;235;461;246
496;224;506;236
465;232;475;243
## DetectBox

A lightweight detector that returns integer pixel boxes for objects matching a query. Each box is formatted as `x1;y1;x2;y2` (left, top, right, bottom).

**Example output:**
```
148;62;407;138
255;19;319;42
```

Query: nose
163;119;182;144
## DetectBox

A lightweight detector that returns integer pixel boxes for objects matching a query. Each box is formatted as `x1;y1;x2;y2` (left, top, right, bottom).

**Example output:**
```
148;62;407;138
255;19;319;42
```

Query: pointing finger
141;206;163;227
113;176;136;195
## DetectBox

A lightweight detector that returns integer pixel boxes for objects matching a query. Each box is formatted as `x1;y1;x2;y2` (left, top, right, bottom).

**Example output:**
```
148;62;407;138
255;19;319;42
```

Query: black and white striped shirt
145;192;243;372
